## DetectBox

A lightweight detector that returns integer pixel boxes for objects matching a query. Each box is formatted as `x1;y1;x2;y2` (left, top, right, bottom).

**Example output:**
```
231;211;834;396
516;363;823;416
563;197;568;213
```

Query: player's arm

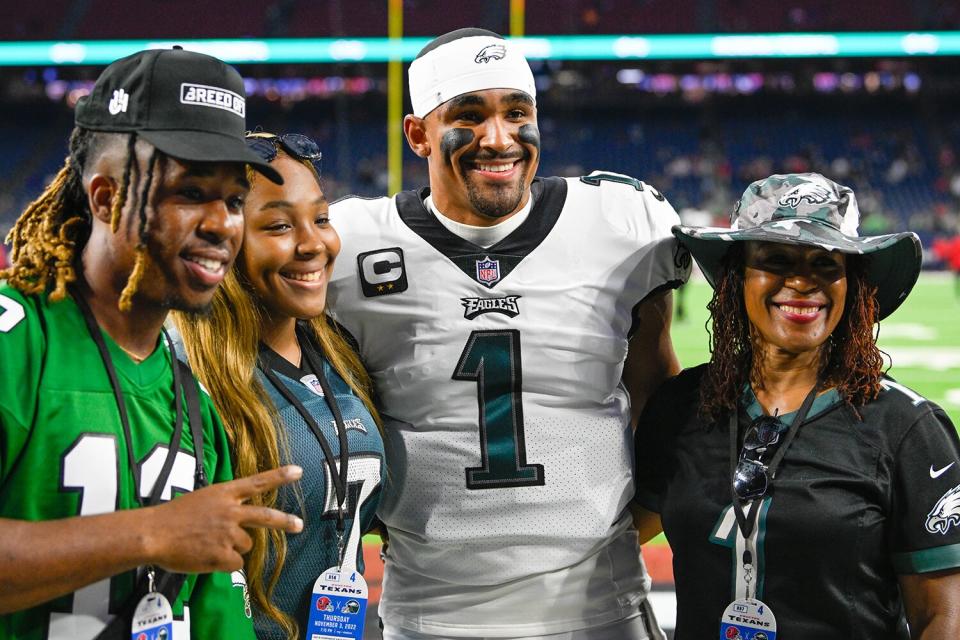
899;570;960;639
0;466;304;614
622;288;681;426
629;503;663;545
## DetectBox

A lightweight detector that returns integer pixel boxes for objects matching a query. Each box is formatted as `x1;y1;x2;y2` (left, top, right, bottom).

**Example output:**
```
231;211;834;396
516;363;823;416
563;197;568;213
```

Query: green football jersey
0;285;255;640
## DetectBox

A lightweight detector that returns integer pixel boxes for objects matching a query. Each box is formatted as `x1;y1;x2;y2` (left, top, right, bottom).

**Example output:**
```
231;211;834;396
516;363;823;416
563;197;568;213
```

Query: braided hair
2;126;162;310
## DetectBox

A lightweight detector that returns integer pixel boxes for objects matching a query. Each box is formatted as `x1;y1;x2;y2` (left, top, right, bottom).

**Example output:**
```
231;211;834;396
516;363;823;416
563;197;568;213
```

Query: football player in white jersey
326;28;690;640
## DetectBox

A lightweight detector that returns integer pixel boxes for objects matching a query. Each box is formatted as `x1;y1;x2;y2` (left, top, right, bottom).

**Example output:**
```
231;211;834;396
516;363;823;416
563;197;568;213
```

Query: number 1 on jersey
454;330;544;489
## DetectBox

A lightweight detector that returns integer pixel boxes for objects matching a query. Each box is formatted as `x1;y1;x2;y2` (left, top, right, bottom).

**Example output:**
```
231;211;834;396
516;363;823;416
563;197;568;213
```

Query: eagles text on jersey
327;172;689;635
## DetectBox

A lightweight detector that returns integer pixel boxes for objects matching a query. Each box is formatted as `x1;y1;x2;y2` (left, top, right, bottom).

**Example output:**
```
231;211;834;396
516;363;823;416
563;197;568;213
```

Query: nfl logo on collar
476;256;500;286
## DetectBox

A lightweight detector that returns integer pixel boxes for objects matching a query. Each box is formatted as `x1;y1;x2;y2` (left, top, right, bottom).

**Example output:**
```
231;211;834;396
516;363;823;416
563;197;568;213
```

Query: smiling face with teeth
743;241;848;361
86;138;249;316
404;88;540;226
239;153;339;326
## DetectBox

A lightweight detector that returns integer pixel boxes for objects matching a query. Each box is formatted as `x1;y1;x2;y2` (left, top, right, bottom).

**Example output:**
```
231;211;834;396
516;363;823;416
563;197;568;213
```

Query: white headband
408;35;536;118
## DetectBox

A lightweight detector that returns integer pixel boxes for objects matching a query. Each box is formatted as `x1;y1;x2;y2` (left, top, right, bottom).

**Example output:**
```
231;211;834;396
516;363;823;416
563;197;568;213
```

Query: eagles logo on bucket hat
673;172;922;319
75;47;282;184
408;28;536;118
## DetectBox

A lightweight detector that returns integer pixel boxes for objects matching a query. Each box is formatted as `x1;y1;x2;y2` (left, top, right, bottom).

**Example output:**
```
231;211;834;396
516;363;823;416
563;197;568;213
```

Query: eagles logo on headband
408;28;537;118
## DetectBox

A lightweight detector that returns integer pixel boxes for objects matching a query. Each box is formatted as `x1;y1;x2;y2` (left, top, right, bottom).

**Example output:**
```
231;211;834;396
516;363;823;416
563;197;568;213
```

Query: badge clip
130;567;174;640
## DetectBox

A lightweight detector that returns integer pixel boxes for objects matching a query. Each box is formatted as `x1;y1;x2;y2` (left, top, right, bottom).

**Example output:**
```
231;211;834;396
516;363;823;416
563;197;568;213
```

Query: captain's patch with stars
358;247;408;297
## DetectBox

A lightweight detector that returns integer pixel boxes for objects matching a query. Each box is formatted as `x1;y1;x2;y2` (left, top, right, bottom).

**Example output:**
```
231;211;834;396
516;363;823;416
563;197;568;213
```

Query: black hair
415;28;504;59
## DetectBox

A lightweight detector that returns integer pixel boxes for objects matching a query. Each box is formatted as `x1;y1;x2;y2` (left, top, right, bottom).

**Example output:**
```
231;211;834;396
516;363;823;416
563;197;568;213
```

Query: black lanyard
728;382;820;541
74;292;204;506
257;330;350;538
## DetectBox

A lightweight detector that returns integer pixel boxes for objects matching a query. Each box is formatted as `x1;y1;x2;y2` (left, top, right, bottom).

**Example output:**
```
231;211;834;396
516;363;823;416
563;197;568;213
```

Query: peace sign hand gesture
144;465;305;574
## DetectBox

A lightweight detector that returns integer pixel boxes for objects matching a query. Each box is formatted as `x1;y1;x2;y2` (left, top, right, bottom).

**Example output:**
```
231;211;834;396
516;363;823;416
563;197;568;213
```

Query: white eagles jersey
328;173;689;636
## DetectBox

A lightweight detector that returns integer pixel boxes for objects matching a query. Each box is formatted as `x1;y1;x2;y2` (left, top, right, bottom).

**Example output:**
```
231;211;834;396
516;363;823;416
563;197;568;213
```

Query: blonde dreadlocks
2;127;161;310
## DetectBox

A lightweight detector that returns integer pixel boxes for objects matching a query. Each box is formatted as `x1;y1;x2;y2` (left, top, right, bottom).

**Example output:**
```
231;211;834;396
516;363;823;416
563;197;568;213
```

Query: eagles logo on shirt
231;570;252;618
926;483;960;535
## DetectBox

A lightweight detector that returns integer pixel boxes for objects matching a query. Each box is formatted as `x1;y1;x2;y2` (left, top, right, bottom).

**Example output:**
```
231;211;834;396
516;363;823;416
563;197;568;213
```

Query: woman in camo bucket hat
674;172;921;319
632;173;960;638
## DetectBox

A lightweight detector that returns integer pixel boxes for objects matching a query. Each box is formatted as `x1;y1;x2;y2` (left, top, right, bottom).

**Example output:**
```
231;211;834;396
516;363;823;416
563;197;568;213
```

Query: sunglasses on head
246;133;322;176
733;414;790;500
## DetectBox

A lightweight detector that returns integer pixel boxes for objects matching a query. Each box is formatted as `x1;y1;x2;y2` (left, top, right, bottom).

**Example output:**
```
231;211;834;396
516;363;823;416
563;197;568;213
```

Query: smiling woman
172;133;384;640
240;154;339;329
633;173;960;639
742;242;848;371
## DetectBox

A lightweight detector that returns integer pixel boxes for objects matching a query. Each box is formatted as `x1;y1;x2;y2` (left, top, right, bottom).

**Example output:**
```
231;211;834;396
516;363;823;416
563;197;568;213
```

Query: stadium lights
1;32;960;66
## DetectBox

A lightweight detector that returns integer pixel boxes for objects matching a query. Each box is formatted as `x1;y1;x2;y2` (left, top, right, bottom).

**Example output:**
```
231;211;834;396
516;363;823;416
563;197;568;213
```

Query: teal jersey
254;336;384;640
0;286;255;640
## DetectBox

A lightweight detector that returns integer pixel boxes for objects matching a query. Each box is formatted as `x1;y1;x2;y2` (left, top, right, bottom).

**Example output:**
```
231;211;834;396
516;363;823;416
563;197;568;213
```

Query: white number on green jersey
50;435;198;639
0;293;25;333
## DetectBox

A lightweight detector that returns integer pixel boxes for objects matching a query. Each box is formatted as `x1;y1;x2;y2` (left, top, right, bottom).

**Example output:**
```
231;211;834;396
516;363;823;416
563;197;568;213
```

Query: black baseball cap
75;47;282;184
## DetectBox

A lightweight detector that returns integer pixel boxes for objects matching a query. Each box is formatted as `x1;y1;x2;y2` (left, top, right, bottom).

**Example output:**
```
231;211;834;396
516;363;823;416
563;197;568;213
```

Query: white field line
879;323;938;341
880;346;960;371
946;389;960;407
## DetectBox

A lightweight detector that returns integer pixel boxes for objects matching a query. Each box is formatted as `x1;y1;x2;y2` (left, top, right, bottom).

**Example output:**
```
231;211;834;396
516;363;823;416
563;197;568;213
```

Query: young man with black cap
0;48;303;639
328;28;689;639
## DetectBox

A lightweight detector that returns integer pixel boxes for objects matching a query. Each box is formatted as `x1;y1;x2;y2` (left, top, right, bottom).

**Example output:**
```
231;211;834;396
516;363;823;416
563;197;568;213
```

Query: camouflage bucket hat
673;172;922;320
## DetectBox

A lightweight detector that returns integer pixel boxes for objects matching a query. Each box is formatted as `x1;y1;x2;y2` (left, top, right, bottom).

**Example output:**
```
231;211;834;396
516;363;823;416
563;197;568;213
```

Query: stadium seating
0;0;933;40
5;105;959;250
